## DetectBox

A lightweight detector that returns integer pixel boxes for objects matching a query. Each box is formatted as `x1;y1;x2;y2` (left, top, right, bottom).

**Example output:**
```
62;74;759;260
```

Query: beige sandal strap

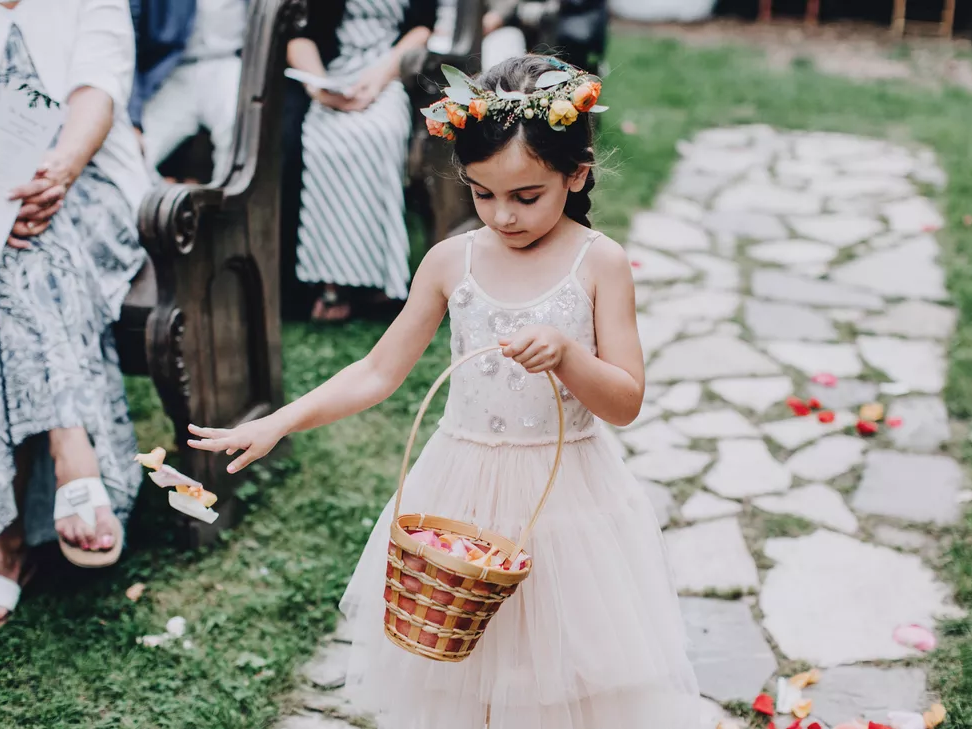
54;477;111;528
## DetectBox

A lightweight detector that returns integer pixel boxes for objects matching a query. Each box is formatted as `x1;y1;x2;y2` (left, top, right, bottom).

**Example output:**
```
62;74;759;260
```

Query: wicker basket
383;346;565;662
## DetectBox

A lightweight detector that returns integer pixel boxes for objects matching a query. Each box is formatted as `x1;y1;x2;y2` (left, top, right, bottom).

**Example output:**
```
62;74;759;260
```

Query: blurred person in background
129;0;247;181
284;0;436;323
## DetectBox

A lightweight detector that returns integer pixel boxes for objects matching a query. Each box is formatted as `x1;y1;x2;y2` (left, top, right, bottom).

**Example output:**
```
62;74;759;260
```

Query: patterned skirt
0;164;146;546
296;81;413;301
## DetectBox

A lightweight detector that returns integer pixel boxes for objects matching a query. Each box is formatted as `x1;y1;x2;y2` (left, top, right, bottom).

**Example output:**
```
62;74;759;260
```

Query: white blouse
0;0;150;213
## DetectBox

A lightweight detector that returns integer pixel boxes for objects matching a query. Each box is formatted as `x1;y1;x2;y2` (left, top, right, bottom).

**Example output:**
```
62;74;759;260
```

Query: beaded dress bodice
439;230;600;446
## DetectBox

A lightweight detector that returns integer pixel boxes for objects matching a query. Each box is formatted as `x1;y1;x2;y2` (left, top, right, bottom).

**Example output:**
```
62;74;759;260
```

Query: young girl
188;55;699;729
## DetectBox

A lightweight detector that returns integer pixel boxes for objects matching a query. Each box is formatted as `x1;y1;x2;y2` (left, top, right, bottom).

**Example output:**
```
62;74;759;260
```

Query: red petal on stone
887;417;903;428
922;224;940;232
811;373;838;387
808;724;822;729
868;723;894;729
786;721;803;729
630;260;642;268
817;410;836;423
808;398;822;410
787;397;811;417
857;420;879;436
753;694;775;716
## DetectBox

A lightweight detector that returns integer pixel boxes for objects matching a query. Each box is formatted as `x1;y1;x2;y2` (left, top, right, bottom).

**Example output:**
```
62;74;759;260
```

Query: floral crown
421;58;608;141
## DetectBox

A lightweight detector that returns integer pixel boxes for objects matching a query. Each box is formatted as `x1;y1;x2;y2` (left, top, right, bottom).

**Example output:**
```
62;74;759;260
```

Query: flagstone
751;270;884;309
763;341;862;377
745;300;837;341
628;247;698;284
682;597;778;702
785;436;866;481
666;518;760;593
709;376;793;413
681;491;743;522
858;336;946;394
748;239;838;265
630;211;710;252
704;439;791;498
853;450;964;525
646;336;781;382
830;237;946;300
760;531;953;666
856;300;956;340
754;484;859;534
626;448;713;483
787;215;885;247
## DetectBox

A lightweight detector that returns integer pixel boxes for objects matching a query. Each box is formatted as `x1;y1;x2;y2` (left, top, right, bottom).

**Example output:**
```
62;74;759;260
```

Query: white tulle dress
339;230;700;729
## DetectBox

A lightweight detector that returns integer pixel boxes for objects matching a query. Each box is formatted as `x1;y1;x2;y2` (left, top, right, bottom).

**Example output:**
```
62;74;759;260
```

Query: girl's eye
473;191;494;200
517;196;540;205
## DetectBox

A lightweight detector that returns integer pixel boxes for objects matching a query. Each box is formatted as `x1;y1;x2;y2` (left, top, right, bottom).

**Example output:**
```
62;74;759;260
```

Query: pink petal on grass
892;624;937;652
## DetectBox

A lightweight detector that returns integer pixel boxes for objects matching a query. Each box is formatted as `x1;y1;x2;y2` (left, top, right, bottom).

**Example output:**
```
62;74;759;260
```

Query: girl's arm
188;240;461;472
502;238;645;427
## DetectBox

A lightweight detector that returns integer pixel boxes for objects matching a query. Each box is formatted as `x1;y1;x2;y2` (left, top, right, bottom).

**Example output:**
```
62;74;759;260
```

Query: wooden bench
116;0;307;546
759;0;956;37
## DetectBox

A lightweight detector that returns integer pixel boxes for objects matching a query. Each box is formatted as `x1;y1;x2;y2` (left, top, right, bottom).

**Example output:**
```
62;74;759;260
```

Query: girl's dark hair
453;55;596;228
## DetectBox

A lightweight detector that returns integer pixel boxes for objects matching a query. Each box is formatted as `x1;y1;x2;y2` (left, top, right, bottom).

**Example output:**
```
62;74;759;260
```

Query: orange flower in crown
468;98;488;121
572;81;601;113
445;103;468;130
426;118;456;140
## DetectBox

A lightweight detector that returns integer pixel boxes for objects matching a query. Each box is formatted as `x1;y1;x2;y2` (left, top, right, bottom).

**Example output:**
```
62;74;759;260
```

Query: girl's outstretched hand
187;417;287;474
500;325;569;374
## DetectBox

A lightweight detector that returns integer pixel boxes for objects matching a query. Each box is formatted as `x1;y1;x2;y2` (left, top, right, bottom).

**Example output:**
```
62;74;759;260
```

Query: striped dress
296;0;413;301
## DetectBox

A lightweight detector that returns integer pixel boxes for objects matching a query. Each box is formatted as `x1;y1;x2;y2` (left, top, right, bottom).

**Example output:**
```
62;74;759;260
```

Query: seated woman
0;0;148;624
287;0;436;322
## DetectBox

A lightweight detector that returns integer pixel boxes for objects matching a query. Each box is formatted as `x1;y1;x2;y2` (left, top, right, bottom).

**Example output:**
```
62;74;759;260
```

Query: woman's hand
500;326;570;374
6;154;75;248
187;416;289;474
343;58;397;112
483;10;505;35
305;85;355;111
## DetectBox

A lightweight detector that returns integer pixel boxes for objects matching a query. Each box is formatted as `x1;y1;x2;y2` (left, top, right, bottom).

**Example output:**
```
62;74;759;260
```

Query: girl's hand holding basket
500;324;569;374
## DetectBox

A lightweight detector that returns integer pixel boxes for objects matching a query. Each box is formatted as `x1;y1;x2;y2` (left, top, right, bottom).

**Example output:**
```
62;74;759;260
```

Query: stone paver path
278;126;969;728
624;125;967;727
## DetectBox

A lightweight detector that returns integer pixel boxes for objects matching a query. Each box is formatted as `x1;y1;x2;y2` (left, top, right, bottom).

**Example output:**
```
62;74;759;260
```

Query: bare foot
50;428;116;552
0;524;27;625
55;503;117;552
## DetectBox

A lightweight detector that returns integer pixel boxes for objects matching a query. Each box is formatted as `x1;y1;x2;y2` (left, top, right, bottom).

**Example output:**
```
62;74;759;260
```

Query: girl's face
465;137;590;249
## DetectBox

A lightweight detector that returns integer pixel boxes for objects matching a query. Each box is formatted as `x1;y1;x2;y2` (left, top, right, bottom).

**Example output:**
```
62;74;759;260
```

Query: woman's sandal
0;558;36;628
53;477;123;568
310;287;353;324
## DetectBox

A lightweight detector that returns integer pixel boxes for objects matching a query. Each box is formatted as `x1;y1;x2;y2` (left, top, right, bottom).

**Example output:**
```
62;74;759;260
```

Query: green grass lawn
3;28;972;728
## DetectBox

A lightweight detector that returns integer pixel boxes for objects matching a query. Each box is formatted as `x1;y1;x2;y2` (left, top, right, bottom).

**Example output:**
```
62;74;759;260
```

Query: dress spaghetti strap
570;230;601;276
464;230;476;276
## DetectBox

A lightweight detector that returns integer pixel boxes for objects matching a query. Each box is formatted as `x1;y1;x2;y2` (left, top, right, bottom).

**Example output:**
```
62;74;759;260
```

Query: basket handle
393;345;566;562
